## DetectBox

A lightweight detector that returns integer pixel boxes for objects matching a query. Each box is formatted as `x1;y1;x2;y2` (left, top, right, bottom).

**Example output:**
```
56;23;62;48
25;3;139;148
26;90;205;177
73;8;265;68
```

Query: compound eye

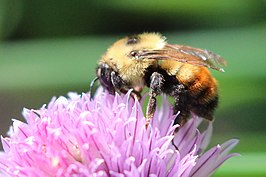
126;35;139;45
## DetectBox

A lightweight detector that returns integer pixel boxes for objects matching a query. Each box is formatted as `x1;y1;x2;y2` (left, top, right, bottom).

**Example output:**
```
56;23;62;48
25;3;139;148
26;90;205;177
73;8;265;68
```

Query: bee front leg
146;72;165;127
110;71;141;100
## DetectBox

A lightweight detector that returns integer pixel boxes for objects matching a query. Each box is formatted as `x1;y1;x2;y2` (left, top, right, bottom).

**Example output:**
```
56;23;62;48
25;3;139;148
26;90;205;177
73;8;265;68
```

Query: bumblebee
91;33;226;126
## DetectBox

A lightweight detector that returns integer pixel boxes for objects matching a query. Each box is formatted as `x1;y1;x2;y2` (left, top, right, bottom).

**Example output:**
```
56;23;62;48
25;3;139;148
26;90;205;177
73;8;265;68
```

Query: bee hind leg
146;72;165;127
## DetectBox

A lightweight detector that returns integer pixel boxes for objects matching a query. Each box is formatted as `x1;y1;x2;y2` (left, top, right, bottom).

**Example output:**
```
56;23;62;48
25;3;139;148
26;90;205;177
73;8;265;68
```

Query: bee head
96;64;115;94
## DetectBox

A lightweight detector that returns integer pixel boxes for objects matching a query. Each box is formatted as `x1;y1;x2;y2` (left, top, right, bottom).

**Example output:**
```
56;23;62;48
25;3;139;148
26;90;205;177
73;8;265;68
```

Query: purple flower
0;90;238;177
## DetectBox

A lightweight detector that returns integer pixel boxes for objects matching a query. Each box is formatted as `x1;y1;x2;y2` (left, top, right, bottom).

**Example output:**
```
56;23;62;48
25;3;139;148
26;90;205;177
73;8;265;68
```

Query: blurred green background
0;0;265;176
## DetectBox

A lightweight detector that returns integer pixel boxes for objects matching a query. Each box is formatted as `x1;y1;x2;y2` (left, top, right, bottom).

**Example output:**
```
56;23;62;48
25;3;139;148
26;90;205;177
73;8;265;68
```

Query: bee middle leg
165;84;189;126
172;87;190;126
146;72;165;126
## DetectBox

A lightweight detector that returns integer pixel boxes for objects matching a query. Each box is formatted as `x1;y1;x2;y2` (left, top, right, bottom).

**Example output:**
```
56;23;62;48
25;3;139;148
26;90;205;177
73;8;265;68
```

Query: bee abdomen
184;67;218;120
190;77;218;120
190;91;218;120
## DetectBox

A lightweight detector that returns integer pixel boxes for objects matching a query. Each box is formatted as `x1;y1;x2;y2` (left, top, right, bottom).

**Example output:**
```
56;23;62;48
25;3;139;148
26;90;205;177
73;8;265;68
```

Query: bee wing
139;44;227;72
167;44;227;71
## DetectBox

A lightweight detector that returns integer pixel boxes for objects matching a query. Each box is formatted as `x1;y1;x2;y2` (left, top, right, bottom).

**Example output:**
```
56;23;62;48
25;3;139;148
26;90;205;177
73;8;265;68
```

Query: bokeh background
0;1;265;176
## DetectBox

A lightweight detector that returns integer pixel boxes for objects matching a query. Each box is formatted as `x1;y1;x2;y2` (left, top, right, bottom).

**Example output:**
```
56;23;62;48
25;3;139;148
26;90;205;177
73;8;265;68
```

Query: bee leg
110;71;125;90
146;72;165;127
172;85;189;126
110;71;141;100
146;97;156;126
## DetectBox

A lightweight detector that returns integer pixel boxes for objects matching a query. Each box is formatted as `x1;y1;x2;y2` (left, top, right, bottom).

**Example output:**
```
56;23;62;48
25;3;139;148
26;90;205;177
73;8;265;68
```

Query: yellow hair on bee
136;33;166;50
101;33;166;87
96;32;225;123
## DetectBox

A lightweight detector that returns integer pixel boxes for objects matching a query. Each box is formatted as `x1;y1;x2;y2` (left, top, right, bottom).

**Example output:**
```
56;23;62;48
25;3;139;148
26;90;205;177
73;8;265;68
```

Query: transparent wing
137;44;227;72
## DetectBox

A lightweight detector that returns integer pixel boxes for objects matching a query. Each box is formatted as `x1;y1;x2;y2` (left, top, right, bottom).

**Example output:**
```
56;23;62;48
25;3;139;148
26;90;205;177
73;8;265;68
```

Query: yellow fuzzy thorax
100;33;166;86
